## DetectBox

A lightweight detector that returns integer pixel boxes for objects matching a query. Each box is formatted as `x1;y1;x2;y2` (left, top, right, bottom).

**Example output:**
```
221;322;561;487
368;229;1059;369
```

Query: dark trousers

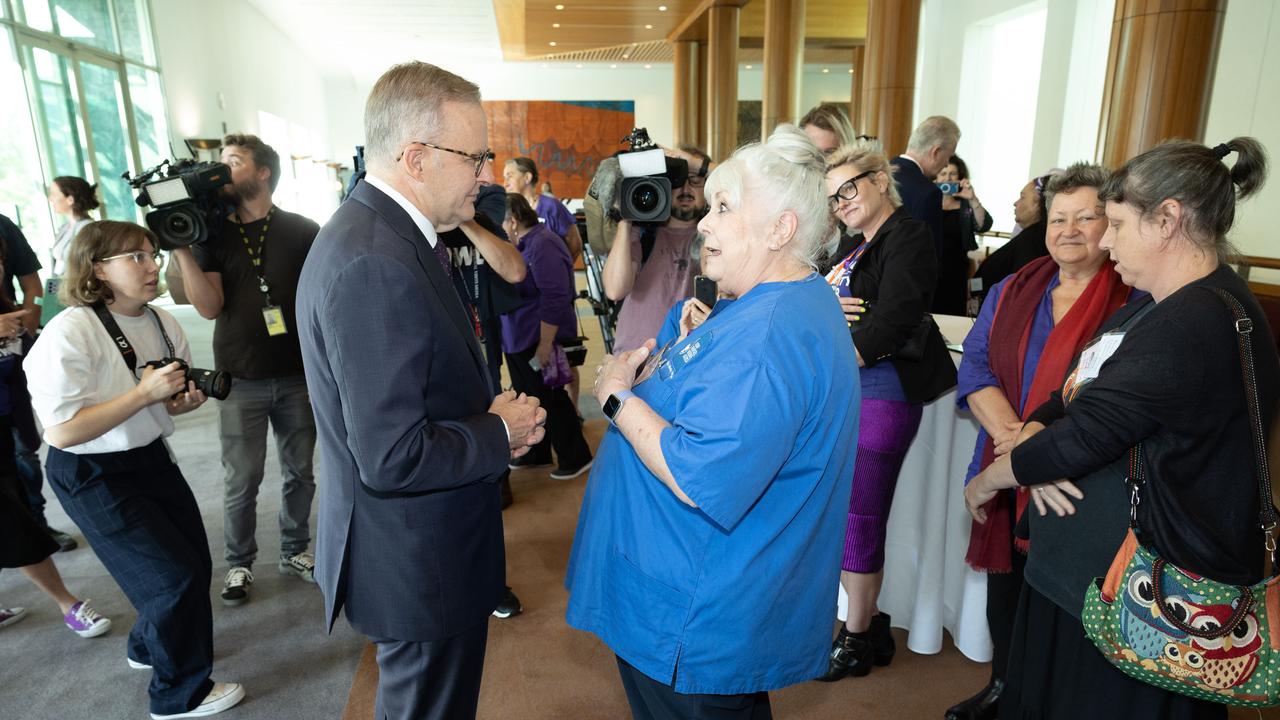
986;507;1027;683
505;345;591;467
11;345;48;525
46;441;214;716
370;621;489;720
616;657;773;720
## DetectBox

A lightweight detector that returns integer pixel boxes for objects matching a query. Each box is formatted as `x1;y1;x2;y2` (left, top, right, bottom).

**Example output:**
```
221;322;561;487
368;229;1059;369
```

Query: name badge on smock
1062;331;1124;404
263;305;288;336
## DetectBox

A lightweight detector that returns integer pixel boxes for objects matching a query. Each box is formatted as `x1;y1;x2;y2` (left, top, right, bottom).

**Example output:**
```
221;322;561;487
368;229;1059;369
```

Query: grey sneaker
63;599;111;638
221;567;253;606
278;552;316;583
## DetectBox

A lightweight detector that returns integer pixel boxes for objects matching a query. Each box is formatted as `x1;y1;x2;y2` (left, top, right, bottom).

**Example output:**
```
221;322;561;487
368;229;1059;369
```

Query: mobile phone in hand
694;275;717;308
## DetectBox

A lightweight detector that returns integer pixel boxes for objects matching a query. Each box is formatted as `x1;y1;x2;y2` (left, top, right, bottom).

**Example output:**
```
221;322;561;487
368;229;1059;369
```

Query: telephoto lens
187;366;232;400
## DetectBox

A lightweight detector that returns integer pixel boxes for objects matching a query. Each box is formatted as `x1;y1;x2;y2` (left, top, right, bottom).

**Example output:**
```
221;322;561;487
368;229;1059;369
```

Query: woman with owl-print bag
964;137;1279;718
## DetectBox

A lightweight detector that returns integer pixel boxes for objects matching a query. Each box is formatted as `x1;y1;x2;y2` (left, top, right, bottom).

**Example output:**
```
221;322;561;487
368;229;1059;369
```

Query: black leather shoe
944;677;1004;720
815;626;874;682
869;611;895;666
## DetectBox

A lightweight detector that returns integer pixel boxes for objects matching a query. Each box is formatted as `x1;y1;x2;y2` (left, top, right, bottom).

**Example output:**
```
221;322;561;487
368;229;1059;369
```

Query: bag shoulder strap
1129;287;1276;552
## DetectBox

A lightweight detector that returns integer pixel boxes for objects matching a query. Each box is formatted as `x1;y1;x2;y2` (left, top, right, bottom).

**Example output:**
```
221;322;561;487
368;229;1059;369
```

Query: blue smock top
564;274;860;694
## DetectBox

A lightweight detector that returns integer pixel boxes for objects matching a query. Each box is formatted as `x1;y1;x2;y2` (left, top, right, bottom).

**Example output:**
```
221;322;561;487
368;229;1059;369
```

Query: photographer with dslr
25;220;244;719
602;143;710;353
169;134;321;608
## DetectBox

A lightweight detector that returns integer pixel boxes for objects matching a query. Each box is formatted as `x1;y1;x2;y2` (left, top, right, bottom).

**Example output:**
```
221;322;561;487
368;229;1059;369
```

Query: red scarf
964;256;1131;572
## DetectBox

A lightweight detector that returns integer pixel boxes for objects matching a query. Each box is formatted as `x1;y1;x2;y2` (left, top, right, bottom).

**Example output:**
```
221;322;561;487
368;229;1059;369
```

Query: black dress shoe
815;626;874;682
869;611;895;666
944;677;1004;720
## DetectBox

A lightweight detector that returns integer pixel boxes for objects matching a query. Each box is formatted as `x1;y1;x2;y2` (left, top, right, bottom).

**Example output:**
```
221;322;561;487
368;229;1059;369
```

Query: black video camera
142;357;232;401
617;128;689;223
124;159;231;250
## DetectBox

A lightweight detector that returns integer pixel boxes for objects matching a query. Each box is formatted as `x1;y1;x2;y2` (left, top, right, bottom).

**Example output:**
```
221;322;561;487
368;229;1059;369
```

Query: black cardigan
846;207;957;404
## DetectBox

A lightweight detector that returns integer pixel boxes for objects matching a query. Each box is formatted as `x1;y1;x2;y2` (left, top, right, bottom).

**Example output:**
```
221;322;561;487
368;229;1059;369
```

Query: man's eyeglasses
398;141;495;177
827;170;875;213
97;250;164;267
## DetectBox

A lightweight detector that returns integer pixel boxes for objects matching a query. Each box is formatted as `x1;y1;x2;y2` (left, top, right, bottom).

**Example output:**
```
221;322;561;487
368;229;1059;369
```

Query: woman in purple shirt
503;157;583;261
947;163;1136;720
500;194;593;479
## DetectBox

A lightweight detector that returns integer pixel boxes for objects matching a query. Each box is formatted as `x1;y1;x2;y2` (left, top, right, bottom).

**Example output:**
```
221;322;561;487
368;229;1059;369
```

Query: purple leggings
841;398;923;573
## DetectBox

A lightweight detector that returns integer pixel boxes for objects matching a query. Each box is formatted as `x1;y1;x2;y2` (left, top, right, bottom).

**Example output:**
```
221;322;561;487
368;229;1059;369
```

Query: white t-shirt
26;305;191;454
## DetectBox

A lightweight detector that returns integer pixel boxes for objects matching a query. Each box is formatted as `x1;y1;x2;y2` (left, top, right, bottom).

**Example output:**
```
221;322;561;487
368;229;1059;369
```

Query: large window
0;0;166;269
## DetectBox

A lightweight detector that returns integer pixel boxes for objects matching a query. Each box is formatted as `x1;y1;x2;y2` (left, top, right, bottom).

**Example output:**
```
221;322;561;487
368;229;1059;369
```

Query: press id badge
263;305;288;336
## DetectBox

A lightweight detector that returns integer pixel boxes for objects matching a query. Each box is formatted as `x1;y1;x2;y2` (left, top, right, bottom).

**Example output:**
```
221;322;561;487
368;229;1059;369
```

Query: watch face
604;394;622;419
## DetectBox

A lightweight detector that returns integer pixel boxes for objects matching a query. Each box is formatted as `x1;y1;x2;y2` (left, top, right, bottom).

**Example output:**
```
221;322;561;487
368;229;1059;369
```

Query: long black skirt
1001;584;1225;720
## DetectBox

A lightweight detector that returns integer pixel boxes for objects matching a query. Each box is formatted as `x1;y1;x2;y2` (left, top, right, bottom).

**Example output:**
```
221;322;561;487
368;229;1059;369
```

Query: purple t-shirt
535;194;575;240
500;223;578;354
613;224;699;353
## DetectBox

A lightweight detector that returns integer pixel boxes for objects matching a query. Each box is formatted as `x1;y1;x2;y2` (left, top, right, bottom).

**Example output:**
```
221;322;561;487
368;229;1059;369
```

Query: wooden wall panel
850;44;864;134
762;0;806;139
859;0;920;155
1097;0;1225;168
674;41;701;147
707;4;741;160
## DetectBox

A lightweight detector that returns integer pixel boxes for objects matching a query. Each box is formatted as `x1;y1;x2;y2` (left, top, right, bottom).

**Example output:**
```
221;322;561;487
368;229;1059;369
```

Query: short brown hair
60;221;157;307
223;133;282;192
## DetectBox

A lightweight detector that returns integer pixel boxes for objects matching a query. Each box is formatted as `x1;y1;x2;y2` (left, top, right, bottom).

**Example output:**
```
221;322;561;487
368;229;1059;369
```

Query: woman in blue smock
565;125;861;720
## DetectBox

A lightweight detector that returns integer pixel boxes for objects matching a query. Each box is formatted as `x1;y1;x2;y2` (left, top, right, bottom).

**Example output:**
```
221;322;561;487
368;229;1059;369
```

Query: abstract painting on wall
484;100;636;200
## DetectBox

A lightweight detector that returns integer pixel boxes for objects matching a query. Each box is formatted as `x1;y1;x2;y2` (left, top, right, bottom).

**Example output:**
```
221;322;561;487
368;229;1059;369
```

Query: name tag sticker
1075;333;1124;383
263;306;288;336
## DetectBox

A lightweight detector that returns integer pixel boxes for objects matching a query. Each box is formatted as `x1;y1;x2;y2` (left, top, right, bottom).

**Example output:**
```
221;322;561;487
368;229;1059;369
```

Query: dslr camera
124;159;231;250
616;127;689;223
142;357;232;401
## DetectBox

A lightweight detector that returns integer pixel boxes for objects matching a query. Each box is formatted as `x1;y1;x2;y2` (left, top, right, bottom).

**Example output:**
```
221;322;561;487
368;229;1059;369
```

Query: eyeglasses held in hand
397;141;495;178
97;250;164;267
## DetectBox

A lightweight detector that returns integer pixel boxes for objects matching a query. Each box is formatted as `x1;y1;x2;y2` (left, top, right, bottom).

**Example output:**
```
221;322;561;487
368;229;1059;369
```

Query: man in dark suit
296;61;545;720
890;115;961;262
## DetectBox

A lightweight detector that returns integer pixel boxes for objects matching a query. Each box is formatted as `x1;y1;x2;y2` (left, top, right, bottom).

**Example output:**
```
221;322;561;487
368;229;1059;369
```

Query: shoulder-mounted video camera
615;127;688;223
124;159;231;250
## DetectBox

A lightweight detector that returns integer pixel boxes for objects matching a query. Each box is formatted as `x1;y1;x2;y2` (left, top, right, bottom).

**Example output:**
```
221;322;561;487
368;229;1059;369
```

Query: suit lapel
351;182;490;384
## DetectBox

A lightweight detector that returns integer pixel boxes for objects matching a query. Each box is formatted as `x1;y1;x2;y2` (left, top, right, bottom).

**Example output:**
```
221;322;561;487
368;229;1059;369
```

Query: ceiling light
555;4;564;9
622;54;630;59
745;64;752;69
848;68;855;74
577;63;583;68
549;41;557;46
553;22;560;27
645;24;653;29
659;5;667;10
822;68;830;73
644;64;652;69
611;64;617;68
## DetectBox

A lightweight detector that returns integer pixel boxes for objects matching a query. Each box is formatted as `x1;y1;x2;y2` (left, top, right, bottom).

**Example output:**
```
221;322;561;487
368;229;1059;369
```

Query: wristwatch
603;390;636;426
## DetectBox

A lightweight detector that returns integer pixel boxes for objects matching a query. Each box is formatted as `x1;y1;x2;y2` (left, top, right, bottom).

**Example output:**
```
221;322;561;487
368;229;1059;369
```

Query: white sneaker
220;567;253;607
149;682;245;719
278;552;316;583
127;656;152;670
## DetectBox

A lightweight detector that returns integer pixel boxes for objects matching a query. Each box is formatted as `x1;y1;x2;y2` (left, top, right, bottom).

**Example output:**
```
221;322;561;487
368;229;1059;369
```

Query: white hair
703;124;839;270
363;61;481;170
906;115;961;154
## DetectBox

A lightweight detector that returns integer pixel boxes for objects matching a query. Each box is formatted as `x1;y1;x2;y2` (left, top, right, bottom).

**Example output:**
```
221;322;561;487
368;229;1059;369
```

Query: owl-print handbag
1082;288;1280;707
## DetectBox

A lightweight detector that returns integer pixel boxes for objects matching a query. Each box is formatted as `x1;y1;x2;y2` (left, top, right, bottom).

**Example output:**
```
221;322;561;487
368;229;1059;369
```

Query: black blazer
847;207;958;404
297;180;509;642
891;156;943;260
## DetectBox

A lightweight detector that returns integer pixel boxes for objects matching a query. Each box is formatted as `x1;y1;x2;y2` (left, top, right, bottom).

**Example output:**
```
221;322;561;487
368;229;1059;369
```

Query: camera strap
91;301;175;375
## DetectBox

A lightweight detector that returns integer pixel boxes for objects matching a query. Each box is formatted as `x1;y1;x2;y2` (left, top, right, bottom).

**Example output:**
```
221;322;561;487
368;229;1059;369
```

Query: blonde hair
704;124;838;270
363;61;481;171
826;141;902;208
798;104;857;149
60;221;156;307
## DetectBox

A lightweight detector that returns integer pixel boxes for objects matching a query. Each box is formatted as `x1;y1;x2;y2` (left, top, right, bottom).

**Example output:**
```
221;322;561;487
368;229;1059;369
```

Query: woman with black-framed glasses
817;142;957;682
25;221;245;719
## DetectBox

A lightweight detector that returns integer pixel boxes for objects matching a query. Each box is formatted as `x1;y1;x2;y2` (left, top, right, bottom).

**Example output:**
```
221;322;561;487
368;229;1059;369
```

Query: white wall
1204;0;1280;262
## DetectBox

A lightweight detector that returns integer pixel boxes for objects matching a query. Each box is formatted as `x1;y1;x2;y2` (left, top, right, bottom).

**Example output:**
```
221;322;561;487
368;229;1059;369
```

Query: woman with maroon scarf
945;163;1138;720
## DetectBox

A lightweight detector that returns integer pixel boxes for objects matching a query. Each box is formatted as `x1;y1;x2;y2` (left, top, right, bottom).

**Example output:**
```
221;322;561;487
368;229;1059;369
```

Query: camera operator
602;144;710;353
169;133;321;608
25;220;244;719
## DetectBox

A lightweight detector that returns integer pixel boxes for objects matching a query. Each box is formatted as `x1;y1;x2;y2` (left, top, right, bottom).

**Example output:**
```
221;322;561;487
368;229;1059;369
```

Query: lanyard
236;207;275;304
824;237;872;288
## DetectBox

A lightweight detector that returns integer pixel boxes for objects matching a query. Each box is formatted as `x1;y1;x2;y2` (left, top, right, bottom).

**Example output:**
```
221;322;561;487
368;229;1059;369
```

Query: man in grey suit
296;61;546;720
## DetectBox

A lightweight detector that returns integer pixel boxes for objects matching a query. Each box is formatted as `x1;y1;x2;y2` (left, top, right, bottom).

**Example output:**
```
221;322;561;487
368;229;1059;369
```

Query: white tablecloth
837;315;993;662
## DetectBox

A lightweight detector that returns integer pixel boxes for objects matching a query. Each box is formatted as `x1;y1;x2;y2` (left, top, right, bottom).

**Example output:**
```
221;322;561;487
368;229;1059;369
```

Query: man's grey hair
1043;162;1110;213
906;115;961;154
364;61;481;170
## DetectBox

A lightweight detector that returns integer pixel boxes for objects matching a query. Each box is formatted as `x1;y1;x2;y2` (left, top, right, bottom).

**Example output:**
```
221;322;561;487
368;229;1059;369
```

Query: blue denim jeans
219;374;317;568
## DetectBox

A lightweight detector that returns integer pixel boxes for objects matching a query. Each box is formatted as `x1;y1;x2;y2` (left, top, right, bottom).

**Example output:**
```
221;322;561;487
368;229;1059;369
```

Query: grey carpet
0;303;365;720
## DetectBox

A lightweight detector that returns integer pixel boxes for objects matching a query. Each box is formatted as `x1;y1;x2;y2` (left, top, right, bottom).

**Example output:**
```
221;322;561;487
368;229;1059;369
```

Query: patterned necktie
431;238;453;279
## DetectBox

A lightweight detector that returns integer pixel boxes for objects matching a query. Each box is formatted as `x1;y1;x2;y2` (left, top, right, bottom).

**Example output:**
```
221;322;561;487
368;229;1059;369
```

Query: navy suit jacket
296;180;509;642
891;156;944;261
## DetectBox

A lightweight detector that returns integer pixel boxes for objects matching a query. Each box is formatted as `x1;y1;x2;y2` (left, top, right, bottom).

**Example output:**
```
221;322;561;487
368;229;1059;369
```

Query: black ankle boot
944;677;1004;720
816;626;874;682
869;611;895;666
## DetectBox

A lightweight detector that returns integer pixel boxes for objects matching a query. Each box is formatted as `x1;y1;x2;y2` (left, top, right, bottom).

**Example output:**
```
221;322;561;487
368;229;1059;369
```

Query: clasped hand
489;391;547;458
963;420;1084;523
